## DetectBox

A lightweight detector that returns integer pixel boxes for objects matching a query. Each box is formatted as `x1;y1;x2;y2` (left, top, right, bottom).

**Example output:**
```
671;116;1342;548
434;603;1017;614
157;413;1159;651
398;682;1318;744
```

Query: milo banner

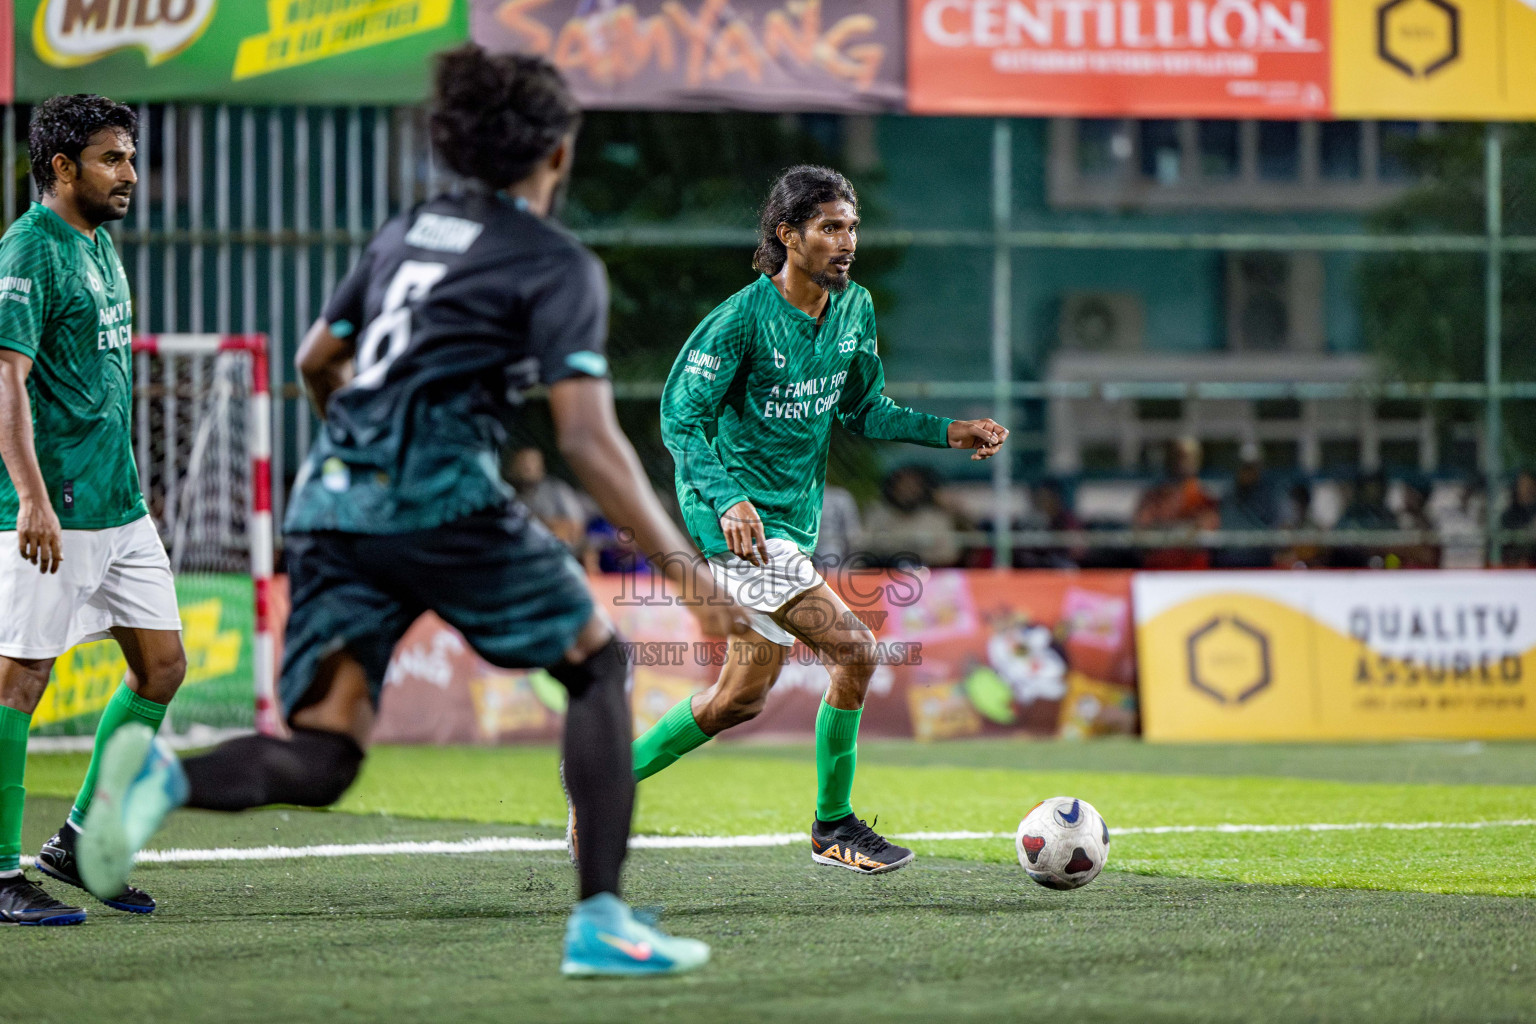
363;569;1137;744
1135;571;1536;742
30;574;256;737
471;0;905;112
16;0;470;103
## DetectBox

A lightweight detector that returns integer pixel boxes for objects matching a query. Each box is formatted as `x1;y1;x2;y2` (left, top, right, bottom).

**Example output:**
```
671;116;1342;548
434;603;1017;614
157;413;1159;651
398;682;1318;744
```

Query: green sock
0;705;29;874
69;684;169;827
632;697;711;781
814;699;862;824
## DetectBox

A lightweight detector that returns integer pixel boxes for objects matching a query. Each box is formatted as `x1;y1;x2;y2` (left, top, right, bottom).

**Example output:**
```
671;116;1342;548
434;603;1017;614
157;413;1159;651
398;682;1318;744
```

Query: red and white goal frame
133;334;278;735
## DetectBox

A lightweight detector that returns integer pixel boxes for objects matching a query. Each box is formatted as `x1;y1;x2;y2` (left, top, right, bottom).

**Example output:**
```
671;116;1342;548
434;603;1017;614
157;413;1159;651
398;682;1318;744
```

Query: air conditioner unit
1225;252;1324;352
1059;292;1145;353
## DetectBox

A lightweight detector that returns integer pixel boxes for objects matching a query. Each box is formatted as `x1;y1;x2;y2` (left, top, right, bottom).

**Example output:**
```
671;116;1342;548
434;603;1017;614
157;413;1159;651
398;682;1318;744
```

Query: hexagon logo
1186;615;1271;705
1377;0;1460;78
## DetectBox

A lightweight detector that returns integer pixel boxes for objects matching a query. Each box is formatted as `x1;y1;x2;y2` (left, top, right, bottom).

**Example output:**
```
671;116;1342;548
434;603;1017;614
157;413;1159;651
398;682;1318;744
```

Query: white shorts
0;516;181;659
708;537;824;647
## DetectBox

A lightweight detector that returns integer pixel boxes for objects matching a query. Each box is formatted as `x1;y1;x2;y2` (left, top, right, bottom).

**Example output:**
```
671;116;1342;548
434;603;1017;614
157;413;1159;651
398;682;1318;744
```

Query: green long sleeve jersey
661;274;952;559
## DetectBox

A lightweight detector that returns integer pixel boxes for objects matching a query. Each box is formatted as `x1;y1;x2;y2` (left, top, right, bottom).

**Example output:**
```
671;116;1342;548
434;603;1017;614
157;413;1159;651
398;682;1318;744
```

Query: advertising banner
907;0;1331;117
1135;571;1536;742
364;569;1138;745
31;574;255;736
16;0;470;103
471;0;905;112
1331;0;1536;120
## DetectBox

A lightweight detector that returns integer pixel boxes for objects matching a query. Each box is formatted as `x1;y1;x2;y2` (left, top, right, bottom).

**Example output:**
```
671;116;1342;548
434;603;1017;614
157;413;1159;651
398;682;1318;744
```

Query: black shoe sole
36;861;155;915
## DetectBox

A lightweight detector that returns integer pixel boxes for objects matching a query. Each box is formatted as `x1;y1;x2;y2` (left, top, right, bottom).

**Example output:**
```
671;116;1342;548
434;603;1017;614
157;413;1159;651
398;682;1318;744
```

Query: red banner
472;0;905;112
319;569;1138;745
907;0;1330;118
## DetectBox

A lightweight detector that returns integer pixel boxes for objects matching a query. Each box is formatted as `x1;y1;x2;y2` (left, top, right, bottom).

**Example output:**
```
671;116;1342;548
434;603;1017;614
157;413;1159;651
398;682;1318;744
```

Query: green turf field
8;740;1535;1023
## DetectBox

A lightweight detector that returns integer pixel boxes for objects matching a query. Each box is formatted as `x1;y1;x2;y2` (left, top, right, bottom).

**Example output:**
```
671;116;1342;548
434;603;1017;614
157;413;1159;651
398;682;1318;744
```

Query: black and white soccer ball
1015;796;1109;890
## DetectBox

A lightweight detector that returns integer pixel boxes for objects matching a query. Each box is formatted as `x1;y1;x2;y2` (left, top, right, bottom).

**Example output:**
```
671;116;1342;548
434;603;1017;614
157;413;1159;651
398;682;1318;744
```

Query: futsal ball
1015;796;1109;890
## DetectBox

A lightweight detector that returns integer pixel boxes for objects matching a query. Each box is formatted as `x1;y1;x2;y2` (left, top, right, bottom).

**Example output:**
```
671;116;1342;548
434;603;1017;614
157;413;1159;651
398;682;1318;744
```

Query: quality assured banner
1331;0;1536;120
1135;571;1536;742
363;568;1138;745
16;0;470;103
472;0;905;111
907;0;1331;117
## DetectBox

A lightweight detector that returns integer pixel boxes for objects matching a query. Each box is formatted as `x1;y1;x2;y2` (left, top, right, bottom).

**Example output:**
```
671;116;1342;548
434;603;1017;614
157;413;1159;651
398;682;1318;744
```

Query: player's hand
17;497;62;574
720;500;769;566
947;418;1009;461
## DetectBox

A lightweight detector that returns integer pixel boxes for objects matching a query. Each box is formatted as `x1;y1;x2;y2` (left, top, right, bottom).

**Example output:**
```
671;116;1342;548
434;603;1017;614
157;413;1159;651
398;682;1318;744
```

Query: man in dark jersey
76;46;746;977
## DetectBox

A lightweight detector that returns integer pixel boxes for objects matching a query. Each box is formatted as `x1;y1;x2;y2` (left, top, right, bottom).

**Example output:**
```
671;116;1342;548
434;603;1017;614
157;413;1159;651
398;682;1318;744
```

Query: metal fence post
991;118;1014;568
1485;124;1504;566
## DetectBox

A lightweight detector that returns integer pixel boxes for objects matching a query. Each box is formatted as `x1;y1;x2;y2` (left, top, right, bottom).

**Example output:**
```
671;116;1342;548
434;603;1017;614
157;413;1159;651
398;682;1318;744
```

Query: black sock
182;728;364;811
550;638;634;901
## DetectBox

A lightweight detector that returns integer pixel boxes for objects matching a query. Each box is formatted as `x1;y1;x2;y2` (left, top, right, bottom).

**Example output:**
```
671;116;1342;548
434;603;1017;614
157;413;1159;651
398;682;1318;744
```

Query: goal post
30;333;278;742
131;333;278;737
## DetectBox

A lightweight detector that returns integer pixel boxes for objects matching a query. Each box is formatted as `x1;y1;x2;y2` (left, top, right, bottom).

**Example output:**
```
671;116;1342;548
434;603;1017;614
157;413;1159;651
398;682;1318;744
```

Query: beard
79;184;132;225
811;262;852;293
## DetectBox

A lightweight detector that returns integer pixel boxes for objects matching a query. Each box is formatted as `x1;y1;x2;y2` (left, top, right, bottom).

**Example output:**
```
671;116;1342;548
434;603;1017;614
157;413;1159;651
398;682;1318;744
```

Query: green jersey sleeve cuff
0;336;38;359
713;493;750;517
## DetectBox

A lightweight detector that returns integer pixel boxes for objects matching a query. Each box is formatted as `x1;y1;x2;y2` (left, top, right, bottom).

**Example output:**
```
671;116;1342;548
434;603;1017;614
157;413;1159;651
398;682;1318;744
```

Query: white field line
17;818;1536;868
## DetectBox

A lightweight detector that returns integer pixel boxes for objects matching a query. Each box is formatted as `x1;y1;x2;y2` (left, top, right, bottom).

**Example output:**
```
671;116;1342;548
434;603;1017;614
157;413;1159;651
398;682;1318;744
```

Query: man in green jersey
0;96;187;924
631;165;1007;873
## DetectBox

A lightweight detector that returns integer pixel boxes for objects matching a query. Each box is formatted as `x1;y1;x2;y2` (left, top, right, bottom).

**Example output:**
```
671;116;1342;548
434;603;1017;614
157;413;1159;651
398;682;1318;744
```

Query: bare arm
550;375;746;637
0;350;61;573
296;318;355;421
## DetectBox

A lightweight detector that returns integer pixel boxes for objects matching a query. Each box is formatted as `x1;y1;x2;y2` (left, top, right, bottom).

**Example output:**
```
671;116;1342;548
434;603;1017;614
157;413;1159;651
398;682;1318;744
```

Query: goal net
29;335;277;742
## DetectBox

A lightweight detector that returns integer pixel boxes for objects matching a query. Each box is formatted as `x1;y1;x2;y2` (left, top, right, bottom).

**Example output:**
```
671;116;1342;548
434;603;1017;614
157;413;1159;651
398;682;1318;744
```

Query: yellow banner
1332;0;1536;120
234;0;455;81
31;597;243;730
1135;572;1536;741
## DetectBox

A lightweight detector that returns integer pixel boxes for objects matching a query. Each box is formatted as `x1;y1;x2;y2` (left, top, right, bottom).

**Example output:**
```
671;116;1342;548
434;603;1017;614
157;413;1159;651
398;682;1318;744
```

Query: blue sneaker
561;893;710;978
77;724;188;902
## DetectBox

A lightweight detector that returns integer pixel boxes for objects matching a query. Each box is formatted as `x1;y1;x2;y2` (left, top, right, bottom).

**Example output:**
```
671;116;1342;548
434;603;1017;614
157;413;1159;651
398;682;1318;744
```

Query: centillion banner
907;0;1332;117
1135;571;1536;741
1332;0;1536;119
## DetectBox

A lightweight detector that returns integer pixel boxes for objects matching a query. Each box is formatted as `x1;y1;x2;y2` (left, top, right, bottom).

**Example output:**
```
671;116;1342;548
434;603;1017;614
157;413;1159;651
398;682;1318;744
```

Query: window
1256;398;1303;421
1260;440;1300;471
1198;121;1239;179
1077;119;1125;178
1320;439;1362;472
1320;121;1362;180
1050;118;1423;211
1136;399;1183;421
1379;121;1421;182
1257;122;1300;181
1379;439;1420;469
1139;121;1182;184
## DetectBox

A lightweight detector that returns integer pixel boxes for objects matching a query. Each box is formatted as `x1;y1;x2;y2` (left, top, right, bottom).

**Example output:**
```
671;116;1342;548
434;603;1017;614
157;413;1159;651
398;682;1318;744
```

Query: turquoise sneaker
561;892;711;978
77;724;189;902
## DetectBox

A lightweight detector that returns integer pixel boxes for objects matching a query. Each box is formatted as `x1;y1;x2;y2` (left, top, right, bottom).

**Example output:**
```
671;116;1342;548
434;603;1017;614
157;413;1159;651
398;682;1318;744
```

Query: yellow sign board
1135;572;1536;741
1333;0;1536;119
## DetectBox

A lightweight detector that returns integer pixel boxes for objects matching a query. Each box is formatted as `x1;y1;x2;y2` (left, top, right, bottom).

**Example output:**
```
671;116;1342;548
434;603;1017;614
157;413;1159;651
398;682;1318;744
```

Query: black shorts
278;507;594;717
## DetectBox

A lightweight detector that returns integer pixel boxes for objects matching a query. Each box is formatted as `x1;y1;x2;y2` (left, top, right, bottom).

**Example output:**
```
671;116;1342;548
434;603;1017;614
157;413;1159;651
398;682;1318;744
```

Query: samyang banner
471;0;906;112
16;0;470;103
329;568;1138;745
908;0;1331;118
1135;571;1536;742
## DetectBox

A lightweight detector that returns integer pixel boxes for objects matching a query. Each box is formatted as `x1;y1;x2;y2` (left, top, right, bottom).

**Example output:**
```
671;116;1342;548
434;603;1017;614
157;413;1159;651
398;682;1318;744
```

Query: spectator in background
1214;448;1280;568
1134;437;1219;569
1395;478;1440;569
863;465;963;568
504;446;591;554
1329;470;1395;568
815;483;862;569
1500;471;1536;567
1018;478;1085;569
